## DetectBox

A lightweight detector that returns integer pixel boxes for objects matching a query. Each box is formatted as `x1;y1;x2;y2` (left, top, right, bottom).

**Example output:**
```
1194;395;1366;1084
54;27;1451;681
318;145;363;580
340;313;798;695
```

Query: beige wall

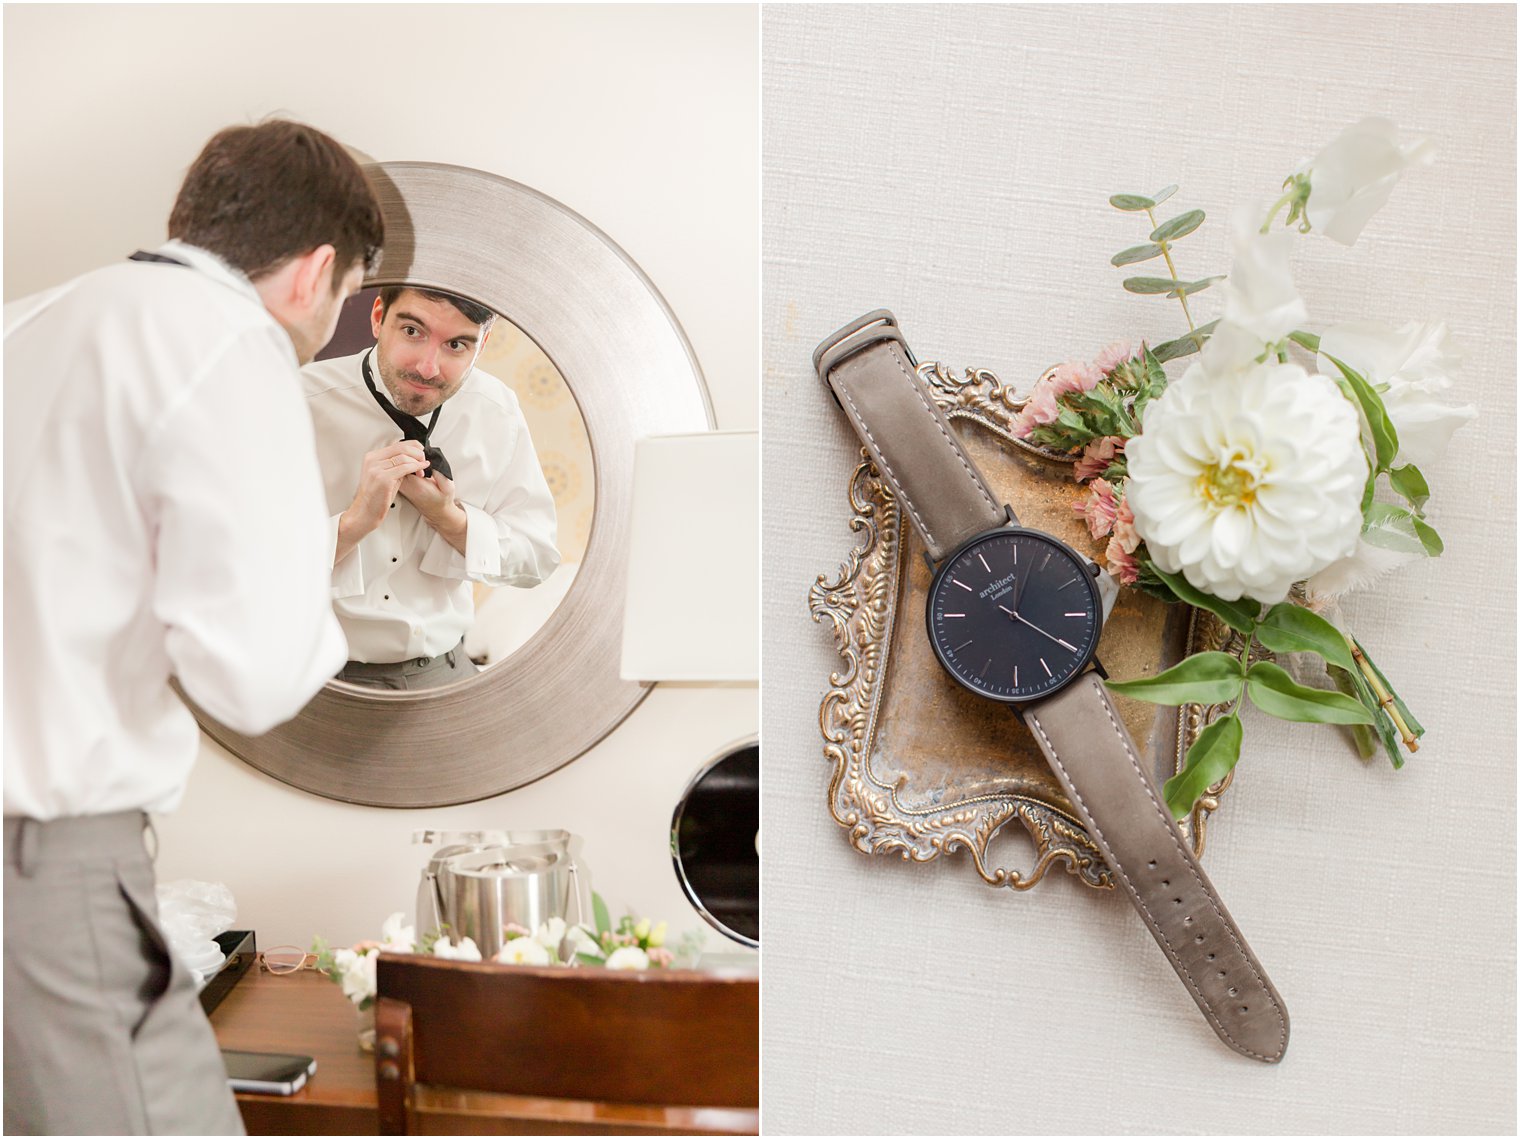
4;4;758;949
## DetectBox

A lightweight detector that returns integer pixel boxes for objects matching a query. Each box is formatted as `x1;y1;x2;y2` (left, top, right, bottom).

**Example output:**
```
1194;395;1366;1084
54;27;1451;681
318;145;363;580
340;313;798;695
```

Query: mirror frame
193;161;714;806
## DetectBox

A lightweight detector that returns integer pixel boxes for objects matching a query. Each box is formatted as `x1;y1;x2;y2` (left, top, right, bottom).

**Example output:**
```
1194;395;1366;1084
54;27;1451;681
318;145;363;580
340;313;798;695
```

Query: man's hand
398;470;469;555
335;441;428;565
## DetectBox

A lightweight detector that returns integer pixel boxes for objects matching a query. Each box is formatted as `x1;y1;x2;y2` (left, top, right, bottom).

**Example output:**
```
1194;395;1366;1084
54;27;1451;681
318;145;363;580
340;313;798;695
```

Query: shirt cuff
330;513;365;598
418;503;502;582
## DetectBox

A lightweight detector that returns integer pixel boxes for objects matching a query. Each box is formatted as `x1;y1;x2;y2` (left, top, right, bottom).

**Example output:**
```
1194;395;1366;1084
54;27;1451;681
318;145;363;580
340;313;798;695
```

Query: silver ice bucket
415;829;589;958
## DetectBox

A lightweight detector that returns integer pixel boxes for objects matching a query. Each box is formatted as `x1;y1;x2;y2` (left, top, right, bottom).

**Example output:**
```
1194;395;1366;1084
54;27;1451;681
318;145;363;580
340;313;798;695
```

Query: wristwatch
815;310;1289;1064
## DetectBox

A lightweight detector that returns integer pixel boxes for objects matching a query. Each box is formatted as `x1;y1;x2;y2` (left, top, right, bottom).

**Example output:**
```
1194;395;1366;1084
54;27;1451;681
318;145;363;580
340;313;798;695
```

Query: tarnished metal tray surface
809;362;1234;891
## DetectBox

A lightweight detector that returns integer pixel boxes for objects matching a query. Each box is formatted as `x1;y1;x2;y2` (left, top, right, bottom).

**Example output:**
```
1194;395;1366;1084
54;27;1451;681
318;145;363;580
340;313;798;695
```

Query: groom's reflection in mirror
304;287;560;689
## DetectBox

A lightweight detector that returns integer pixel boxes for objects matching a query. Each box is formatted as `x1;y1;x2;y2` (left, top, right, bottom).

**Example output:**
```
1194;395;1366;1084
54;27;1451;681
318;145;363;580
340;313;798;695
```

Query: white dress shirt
3;241;348;820
302;350;560;663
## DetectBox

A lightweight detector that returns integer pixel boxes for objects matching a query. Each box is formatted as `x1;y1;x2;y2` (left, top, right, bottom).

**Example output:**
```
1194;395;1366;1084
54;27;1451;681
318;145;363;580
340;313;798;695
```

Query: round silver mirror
192;162;713;806
671;737;759;948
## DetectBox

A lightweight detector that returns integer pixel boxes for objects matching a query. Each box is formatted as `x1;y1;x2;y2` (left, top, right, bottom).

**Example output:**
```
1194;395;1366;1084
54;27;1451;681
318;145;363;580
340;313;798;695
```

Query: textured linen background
761;5;1515;1135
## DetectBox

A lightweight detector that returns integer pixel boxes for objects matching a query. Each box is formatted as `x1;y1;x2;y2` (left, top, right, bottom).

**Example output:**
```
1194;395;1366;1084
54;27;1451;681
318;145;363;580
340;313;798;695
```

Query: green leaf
1150;209;1206;243
1287;329;1321;353
1152;319;1220;364
1145;562;1262;634
1111;243;1165;267
1168;276;1225;297
1362;503;1428;555
1110;193;1156;211
575;952;606;968
592;891;611;936
1411;515;1443;555
1331;659;1405;769
1105;652;1245;706
1123;276;1187;295
1388;464;1430;514
1325;355;1399;471
1162;714;1243;821
1254;603;1356;673
1327;665;1379;760
1245;661;1375;725
1151;184;1178;206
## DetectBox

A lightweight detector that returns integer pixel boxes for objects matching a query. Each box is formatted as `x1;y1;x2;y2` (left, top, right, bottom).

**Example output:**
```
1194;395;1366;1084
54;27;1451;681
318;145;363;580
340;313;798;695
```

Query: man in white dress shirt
303;287;559;689
3;121;383;1134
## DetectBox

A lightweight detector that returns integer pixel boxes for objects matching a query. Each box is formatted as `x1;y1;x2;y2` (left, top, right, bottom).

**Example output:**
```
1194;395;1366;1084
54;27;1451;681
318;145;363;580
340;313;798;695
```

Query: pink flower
1104;533;1141;584
1074;435;1126;481
647;947;674;968
1047;360;1104;397
1012;381;1062;439
1073;477;1119;540
1094;340;1134;375
1112;498;1141;555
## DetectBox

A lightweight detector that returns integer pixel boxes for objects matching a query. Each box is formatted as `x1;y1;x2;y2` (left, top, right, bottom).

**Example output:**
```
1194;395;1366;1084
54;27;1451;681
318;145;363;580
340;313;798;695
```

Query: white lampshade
620;431;758;682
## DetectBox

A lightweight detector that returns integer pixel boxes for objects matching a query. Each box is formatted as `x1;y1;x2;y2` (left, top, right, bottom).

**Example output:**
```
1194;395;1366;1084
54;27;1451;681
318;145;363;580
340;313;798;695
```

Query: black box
199;930;256;1015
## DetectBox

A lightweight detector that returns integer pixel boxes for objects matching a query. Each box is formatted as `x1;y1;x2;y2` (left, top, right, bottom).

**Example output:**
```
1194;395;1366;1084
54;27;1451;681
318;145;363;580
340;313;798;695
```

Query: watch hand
1010;609;1078;652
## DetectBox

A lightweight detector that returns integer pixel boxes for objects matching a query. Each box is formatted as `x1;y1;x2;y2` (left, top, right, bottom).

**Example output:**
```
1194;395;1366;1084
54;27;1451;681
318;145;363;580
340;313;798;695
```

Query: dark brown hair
379;286;496;329
168;120;384;286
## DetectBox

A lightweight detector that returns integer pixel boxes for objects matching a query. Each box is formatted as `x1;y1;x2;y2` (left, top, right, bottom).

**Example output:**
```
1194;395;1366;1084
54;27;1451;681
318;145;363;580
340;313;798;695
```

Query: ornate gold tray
809;362;1238;891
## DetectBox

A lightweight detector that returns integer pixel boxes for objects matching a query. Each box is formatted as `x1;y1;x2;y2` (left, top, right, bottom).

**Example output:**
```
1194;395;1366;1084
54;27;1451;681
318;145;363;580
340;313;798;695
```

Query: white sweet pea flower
533;917;567;952
566;925;598;956
1222;207;1306;343
1300;116;1434;246
1317;320;1475;469
431;935;482;962
604;946;650;971
379;912;416;954
332;947;378;1006
1126;359;1367;604
495;937;552;965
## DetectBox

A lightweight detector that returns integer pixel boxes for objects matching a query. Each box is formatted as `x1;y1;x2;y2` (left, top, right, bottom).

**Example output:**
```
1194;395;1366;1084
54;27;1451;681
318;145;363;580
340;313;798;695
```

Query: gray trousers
336;637;478;691
3;812;244;1136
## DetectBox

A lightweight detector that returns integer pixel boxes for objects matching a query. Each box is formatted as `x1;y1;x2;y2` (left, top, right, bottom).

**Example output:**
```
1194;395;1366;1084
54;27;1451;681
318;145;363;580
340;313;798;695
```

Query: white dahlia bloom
1127;361;1367;604
494;936;551;966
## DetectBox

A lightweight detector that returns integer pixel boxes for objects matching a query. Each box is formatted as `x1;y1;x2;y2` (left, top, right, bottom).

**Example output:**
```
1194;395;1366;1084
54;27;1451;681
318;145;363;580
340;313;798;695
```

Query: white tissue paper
155;879;237;988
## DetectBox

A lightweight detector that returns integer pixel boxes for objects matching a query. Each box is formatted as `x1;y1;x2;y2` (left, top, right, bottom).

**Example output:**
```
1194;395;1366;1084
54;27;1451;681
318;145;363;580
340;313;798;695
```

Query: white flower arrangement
1013;116;1474;817
313;895;705;1007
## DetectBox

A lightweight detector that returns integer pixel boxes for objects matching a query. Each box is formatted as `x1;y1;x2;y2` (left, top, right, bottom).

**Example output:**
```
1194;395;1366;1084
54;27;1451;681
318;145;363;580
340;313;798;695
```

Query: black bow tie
361;350;451;481
128;250;190;267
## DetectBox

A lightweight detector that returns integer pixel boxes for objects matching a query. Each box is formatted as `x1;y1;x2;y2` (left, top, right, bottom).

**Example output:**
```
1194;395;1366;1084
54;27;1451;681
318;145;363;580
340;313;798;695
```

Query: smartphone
221;1049;316;1095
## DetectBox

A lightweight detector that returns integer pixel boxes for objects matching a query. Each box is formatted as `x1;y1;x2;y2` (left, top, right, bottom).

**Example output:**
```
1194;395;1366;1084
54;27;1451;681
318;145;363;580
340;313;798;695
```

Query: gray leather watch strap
1023;673;1290;1063
815;312;1006;562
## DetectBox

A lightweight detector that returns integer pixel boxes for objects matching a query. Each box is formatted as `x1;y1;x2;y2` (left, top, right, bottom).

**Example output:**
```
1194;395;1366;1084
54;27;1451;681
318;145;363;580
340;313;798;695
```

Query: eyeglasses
260;946;318;974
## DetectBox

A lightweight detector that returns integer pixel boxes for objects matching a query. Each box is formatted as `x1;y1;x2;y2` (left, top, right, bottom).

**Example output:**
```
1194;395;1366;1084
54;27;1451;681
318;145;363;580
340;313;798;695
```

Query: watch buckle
813;309;917;407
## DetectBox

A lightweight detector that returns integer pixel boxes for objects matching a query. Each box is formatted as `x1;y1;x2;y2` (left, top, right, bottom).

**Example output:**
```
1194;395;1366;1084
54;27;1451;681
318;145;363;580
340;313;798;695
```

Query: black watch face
925;528;1103;703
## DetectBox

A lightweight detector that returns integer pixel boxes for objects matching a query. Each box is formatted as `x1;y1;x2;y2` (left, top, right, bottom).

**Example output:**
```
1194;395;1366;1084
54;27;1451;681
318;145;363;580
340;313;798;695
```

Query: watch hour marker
1014;665;1019;686
1039;551;1052;572
944;613;966;618
1040;658;1053;677
980;658;991;679
1057;577;1080;591
977;552;991;573
1064;612;1085;617
952;578;973;592
952;639;974;653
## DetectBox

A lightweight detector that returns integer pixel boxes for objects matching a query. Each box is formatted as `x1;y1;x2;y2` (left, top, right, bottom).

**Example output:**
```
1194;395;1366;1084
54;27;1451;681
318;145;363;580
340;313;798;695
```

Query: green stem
1260;189;1295;233
1348;638;1419;752
1145;206;1199;339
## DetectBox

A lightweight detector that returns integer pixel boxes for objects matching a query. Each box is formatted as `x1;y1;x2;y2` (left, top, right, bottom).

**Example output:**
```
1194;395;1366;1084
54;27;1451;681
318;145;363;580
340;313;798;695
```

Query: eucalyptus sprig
1110;186;1222;363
